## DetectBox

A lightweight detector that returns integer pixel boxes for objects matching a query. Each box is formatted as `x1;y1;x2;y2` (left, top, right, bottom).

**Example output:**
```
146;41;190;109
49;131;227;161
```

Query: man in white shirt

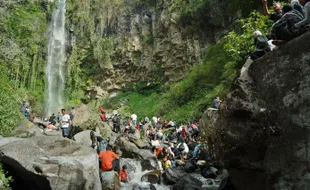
152;116;157;125
60;109;71;138
131;113;137;126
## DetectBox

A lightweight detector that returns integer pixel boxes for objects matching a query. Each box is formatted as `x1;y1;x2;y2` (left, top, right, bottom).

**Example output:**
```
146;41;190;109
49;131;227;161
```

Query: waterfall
46;0;66;116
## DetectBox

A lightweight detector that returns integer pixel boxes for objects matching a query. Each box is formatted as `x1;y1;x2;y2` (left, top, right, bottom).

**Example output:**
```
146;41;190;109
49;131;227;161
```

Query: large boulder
205;31;310;189
126;133;148;149
0;136;101;190
141;157;158;171
115;137;154;160
100;171;120;190
72;104;99;129
15;119;43;137
141;170;161;184
171;172;203;190
72;130;101;147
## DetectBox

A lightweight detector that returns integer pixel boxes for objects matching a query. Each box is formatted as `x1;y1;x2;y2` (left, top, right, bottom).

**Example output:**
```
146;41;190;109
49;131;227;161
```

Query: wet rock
120;158;142;173
163;168;183;185
0;136;101;190
100;171;120;190
141;170;161;184
171;173;203;190
141;157;158;171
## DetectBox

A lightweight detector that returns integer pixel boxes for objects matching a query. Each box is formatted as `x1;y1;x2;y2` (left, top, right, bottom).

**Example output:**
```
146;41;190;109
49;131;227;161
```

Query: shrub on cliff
0;66;21;136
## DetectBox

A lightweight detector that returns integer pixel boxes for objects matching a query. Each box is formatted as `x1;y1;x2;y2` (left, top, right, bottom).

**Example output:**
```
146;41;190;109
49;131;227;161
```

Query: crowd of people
250;0;310;60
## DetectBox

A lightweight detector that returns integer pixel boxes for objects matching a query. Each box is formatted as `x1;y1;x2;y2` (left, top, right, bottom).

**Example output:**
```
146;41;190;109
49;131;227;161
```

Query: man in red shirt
98;146;120;171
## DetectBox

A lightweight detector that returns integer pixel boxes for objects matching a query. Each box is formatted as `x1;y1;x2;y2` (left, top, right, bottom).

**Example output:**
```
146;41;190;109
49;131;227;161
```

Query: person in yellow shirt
162;157;171;170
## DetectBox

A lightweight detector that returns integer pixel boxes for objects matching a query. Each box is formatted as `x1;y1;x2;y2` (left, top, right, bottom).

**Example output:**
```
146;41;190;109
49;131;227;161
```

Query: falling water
46;0;66;116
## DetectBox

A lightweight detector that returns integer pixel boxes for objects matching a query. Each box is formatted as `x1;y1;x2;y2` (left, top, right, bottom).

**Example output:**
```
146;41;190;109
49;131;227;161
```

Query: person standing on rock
112;114;120;133
152;116;157;126
69;107;75;120
143;116;150;125
98;146;120;172
131;113;137;126
60;109;71;138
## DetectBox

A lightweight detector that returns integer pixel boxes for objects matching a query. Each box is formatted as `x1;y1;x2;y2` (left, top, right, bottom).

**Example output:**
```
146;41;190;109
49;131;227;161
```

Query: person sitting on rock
98;146;120;172
271;3;306;44
151;135;160;152
250;30;272;60
177;139;189;162
156;127;164;140
212;97;222;109
120;165;128;183
162;157;172;170
49;113;56;125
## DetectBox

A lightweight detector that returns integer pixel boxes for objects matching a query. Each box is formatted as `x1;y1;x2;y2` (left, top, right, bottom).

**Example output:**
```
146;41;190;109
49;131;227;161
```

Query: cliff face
65;1;235;98
200;31;310;190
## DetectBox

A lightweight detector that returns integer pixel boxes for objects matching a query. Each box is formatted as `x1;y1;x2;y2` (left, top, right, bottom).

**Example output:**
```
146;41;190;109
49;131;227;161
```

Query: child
120;165;128;183
162;157;172;170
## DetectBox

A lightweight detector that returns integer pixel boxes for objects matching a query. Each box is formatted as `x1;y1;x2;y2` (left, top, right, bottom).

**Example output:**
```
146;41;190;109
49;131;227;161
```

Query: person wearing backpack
112;114;120;133
271;4;306;44
177;139;189;162
250;30;271;60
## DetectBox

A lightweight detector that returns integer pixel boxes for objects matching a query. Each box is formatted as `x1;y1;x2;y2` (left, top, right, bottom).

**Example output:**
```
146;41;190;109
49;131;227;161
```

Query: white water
46;0;66;116
120;158;170;190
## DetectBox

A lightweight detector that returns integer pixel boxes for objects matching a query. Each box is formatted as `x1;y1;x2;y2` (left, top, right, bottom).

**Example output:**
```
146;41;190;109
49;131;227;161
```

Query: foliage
0;163;12;188
101;41;237;122
0;1;49;117
0;66;22;136
224;11;273;66
170;0;263;32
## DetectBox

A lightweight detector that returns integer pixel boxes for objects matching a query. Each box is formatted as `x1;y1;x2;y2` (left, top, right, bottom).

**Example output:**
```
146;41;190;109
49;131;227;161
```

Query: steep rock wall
65;1;236;97
201;31;310;190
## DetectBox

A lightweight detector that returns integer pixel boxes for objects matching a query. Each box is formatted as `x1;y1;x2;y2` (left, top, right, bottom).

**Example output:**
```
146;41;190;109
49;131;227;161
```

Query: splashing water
46;0;66;116
120;158;170;190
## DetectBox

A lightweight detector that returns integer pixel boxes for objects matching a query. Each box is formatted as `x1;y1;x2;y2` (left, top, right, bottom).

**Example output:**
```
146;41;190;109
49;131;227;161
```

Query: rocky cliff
65;0;236;98
200;31;310;190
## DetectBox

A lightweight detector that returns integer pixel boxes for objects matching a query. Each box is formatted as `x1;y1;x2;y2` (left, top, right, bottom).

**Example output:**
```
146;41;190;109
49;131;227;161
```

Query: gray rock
16;119;43;137
115;137;154;160
200;31;310;189
127;134;147;149
0;136;101;190
43;129;62;137
100;171;120;189
141;170;161;184
72;130;101;147
141;157;158;171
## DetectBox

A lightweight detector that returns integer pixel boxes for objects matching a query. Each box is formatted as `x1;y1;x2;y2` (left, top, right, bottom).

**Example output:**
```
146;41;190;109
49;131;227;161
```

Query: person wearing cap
250;30;271;60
